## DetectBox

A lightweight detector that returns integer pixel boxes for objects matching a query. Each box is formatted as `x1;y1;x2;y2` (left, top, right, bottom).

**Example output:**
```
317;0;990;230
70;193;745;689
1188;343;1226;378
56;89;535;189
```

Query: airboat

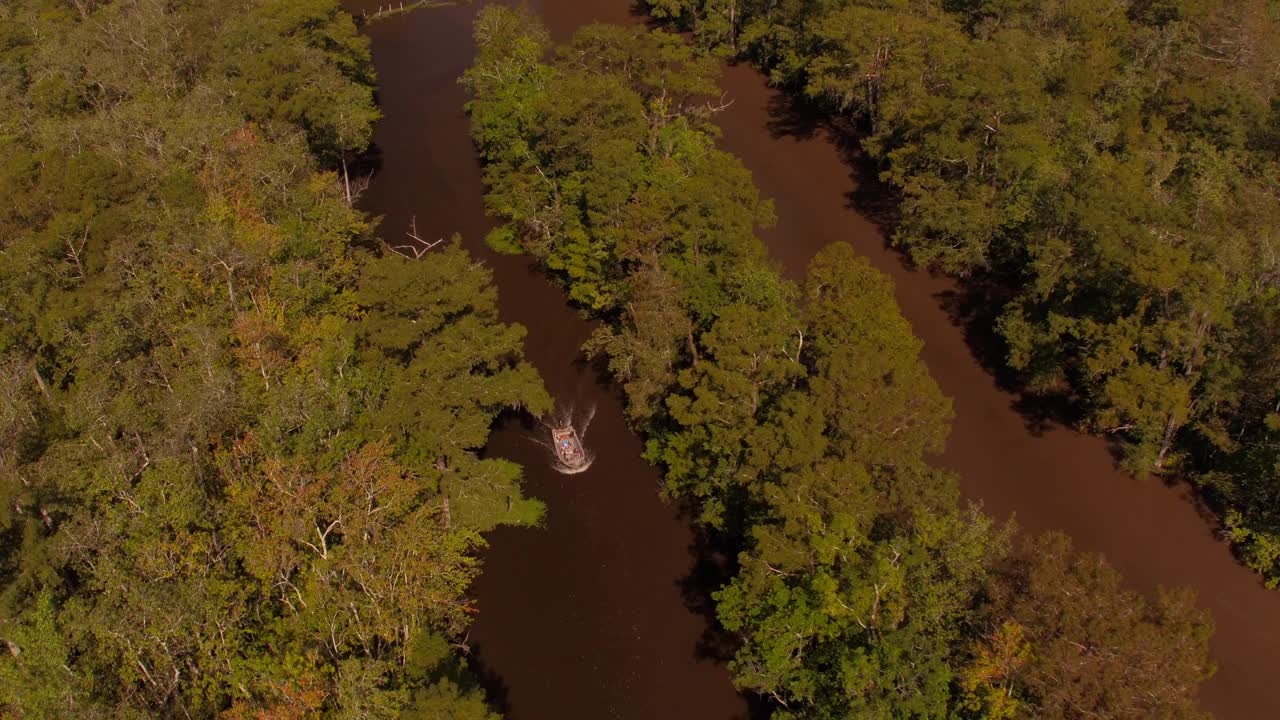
551;425;587;470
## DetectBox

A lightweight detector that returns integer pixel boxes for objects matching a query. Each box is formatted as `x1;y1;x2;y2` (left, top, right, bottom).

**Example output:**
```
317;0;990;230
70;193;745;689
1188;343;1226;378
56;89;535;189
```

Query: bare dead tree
385;216;445;259
66;224;89;281
29;361;52;403
364;0;434;24
348;171;373;204
341;154;352;205
703;92;735;115
452;630;473;655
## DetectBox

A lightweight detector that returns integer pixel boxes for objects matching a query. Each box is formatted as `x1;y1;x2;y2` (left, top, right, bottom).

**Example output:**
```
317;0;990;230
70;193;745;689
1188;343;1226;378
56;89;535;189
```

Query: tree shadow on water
463;643;515;716
759;88;902;240
679;526;738;664
931;274;1089;438
757;79;1102;440
398;630;513;718
676;504;774;720
761;78;824;141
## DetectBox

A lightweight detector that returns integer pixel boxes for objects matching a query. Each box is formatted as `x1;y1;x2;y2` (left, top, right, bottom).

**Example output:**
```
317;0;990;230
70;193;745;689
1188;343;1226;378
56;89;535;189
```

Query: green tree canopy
0;1;544;716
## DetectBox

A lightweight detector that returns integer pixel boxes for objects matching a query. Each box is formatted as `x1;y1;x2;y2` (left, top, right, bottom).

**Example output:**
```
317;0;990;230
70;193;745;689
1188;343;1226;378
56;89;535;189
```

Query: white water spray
535;403;596;474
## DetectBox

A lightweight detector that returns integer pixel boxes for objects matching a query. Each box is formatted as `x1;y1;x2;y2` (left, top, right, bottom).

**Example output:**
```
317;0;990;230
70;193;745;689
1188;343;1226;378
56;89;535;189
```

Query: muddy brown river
347;2;1280;717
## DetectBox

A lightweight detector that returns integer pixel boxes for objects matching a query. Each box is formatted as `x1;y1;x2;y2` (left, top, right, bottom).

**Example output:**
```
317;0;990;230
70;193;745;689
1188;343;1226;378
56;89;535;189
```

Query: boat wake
536;403;596;475
552;452;595;475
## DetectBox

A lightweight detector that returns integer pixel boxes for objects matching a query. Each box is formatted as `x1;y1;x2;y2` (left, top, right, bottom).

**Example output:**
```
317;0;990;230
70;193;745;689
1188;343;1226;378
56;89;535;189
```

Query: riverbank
348;1;1280;717
710;59;1280;720
344;1;750;718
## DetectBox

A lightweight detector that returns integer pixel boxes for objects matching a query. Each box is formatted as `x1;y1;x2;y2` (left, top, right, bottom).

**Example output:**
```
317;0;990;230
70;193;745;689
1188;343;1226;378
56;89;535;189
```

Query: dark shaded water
347;2;1280;718
709;64;1280;719
344;2;748;719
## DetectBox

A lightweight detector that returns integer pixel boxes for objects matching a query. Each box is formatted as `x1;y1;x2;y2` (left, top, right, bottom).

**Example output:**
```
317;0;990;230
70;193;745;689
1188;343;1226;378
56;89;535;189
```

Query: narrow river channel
709;63;1280;720
348;2;1280;718
345;2;748;718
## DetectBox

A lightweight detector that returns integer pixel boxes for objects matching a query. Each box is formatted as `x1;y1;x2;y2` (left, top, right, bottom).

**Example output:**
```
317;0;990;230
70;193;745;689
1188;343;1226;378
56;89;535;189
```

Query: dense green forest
465;7;1214;718
642;0;1280;587
0;0;1260;717
0;0;541;716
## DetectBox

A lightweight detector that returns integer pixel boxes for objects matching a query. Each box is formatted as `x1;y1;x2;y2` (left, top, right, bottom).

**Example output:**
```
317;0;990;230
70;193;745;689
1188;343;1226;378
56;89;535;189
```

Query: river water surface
345;2;748;718
709;64;1280;720
348;2;1280;717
